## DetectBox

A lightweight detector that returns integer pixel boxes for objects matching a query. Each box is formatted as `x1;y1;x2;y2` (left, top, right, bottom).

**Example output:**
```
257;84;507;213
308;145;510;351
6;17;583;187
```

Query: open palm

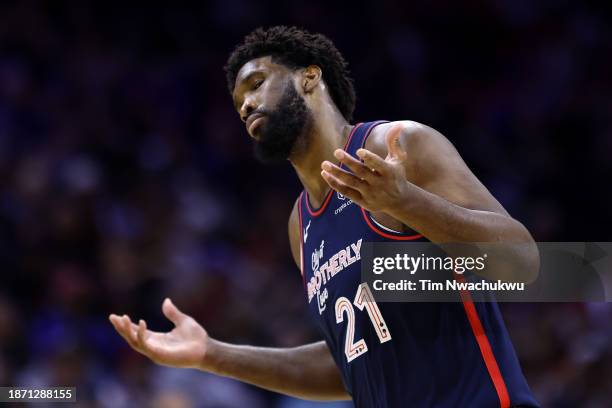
109;298;209;369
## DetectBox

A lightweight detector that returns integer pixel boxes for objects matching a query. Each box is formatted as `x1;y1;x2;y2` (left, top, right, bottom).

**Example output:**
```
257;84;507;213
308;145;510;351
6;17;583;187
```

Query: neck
289;105;352;208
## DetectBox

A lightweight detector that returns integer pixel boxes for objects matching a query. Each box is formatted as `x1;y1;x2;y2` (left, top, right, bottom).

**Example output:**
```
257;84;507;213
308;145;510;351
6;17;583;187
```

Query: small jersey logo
317;288;328;314
303;220;311;243
334;195;353;215
311;240;325;272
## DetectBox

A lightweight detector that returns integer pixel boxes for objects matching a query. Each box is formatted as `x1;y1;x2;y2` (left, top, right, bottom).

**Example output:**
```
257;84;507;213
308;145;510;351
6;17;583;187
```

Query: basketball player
110;26;540;407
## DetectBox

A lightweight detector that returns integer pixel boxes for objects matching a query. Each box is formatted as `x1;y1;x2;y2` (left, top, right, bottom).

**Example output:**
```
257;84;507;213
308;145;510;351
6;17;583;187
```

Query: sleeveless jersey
297;121;539;408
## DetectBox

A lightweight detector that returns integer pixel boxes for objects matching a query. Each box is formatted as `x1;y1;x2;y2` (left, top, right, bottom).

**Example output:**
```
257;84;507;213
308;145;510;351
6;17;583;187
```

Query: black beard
252;81;312;163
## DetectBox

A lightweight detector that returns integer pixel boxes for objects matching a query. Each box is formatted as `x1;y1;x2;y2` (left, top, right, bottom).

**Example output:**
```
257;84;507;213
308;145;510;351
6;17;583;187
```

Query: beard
252;81;312;163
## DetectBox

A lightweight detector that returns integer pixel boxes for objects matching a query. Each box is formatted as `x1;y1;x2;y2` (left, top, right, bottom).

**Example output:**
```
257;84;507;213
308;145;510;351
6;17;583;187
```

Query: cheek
267;78;292;103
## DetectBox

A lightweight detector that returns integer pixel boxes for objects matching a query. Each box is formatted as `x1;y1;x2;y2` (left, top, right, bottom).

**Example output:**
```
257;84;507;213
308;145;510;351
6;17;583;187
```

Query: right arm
205;340;348;400
108;198;350;401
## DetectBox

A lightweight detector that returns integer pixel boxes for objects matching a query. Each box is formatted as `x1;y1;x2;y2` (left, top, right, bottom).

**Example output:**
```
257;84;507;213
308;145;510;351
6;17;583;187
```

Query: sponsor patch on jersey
334;194;353;215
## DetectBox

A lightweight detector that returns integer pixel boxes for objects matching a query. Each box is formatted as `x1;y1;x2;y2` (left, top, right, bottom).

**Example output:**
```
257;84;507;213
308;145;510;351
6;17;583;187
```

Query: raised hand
109;298;211;369
321;124;410;213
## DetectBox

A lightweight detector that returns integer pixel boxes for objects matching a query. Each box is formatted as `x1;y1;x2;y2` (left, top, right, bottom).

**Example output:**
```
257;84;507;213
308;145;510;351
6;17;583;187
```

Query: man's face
232;57;312;163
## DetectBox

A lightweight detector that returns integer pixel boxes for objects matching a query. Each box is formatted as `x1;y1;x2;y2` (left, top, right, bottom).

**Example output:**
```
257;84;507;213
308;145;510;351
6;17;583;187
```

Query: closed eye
253;79;264;90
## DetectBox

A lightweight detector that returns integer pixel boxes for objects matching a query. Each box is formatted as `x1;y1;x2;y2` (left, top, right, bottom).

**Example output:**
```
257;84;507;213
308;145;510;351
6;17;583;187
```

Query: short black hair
225;26;356;122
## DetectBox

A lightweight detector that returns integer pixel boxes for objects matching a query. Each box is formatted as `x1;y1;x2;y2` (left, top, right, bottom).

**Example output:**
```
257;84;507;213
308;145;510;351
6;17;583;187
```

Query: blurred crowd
0;1;610;407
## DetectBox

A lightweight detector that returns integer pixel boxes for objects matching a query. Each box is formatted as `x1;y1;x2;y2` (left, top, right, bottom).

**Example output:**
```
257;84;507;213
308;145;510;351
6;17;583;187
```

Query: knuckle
353;166;367;178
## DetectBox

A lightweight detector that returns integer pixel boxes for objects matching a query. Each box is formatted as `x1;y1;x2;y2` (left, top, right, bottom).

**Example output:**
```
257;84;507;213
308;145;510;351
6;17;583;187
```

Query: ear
301;65;322;93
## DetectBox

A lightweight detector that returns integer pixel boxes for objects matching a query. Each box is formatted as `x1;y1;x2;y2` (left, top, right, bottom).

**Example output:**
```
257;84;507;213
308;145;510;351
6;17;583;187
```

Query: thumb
385;124;406;161
162;298;187;326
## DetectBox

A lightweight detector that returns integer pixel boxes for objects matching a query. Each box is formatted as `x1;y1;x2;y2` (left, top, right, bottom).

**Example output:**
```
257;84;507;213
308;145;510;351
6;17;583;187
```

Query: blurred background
0;0;611;407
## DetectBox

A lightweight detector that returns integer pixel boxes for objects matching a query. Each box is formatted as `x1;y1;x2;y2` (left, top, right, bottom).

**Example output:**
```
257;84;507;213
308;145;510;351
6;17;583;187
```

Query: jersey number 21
335;282;392;362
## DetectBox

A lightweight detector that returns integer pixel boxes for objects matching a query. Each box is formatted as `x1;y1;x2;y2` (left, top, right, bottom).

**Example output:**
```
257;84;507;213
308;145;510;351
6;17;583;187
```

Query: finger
137;319;148;348
385;124;406;160
321;170;363;202
333;149;378;180
109;314;132;343
356;149;389;175
122;315;141;348
109;314;127;338
321;161;367;191
162;298;186;326
126;317;152;356
111;314;141;351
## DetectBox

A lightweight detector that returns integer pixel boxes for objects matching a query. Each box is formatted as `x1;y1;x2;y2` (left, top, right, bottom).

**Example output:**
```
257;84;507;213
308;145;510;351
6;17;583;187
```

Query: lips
246;113;266;138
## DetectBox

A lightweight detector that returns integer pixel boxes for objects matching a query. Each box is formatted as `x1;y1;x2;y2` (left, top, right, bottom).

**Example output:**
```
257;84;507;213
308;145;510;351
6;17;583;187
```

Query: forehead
236;56;273;79
233;57;291;89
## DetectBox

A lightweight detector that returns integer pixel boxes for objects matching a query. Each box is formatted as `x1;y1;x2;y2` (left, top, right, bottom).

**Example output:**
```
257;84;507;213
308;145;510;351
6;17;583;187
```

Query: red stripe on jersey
456;274;511;408
297;192;305;286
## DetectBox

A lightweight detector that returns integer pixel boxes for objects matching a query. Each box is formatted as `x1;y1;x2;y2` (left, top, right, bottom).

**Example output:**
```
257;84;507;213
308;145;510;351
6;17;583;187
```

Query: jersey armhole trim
358;121;424;241
361;208;424;240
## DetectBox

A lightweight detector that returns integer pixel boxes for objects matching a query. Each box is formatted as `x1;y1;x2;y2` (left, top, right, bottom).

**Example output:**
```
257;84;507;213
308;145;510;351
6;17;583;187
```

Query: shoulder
367;120;508;214
365;120;458;186
288;195;300;232
288;195;301;270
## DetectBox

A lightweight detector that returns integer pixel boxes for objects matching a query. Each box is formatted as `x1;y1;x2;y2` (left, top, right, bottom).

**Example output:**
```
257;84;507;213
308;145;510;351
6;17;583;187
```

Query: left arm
320;121;539;282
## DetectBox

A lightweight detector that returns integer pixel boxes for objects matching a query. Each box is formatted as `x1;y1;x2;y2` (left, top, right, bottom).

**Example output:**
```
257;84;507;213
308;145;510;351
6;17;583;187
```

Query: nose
240;98;257;123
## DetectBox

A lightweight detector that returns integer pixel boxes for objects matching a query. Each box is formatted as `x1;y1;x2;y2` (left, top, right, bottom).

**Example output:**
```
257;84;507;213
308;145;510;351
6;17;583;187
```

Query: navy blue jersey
298;121;539;408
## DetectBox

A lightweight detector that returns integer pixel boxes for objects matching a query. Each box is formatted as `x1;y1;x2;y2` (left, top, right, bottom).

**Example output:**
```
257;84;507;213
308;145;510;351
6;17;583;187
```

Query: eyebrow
238;69;265;84
233;70;265;110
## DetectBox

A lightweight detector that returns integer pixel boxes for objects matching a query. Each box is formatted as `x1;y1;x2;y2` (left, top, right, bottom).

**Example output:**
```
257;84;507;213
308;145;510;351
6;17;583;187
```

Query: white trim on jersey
370;214;403;234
